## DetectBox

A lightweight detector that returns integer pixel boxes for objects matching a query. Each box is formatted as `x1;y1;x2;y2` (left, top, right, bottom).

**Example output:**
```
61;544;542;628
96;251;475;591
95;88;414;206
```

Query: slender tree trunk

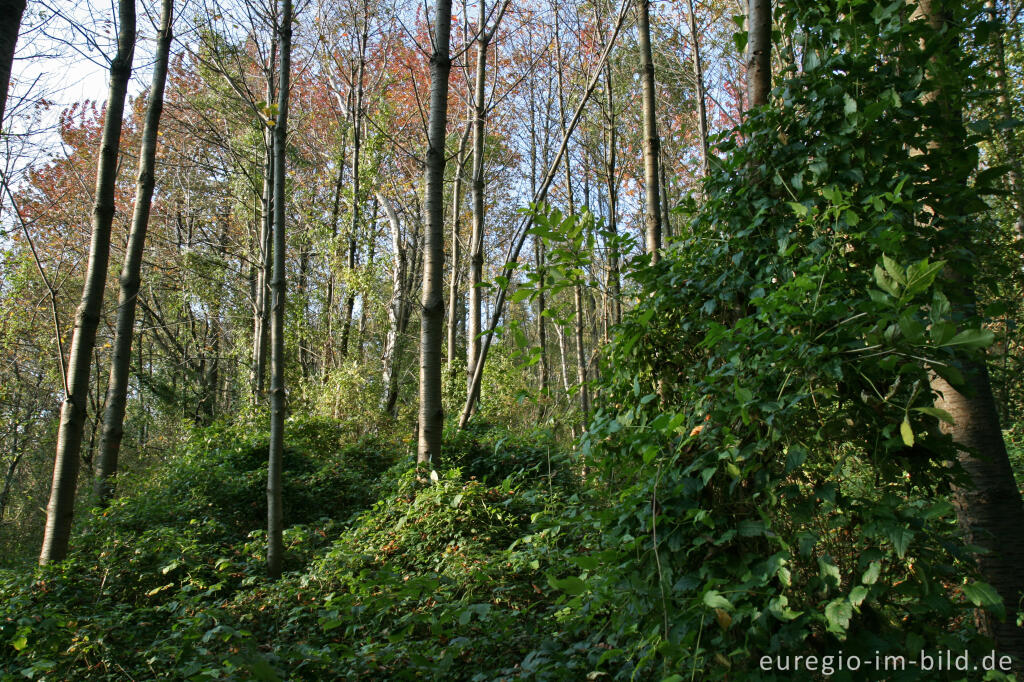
39;0;135;565
687;0;710;177
458;2;629;428
746;0;772;108
93;0;173;506
267;0;291;579
380;194;406;415
637;0;662;263
0;0;26;127
323;139;347;373
418;0;453;466
603;64;621;326
252;71;275;397
466;0;492;410
987;0;1024;235
339;36;366;362
447;124;471;378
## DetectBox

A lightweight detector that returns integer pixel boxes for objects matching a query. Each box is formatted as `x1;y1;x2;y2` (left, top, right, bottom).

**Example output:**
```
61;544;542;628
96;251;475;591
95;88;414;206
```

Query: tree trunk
910;0;1024;663
687;0;710;178
380;194;406;416
93;0;173;506
466;0;491;410
267;0;291;579
0;0;25;127
746;0;772;108
637;0;662;263
252;62;276;398
39;0;135;566
418;0;452;466
323;144;346;372
339;32;366;362
603;64;621;326
447;124;471;378
987;0;1024;236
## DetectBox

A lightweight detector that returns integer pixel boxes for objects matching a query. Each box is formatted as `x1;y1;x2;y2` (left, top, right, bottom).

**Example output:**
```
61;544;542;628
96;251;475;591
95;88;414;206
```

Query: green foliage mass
524;1;1016;679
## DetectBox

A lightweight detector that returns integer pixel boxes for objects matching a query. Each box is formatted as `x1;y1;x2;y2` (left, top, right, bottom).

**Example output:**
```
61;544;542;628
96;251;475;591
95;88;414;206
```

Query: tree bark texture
418;0;452;466
746;0;772;108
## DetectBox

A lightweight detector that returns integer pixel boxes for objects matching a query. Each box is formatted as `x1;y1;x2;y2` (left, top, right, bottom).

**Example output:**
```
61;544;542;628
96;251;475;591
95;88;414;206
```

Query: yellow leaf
900;418;914;447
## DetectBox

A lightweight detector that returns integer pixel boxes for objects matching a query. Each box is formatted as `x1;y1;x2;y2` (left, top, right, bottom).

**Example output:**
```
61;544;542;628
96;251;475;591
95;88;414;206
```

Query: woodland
1;0;1024;678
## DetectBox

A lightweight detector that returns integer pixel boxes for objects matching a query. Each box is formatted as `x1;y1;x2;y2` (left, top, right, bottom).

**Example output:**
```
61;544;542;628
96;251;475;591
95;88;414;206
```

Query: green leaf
862;562;881;585
509;288;533;303
849;585;869;607
548;575;587;596
768;595;802;621
450;493;464;509
874;264;901;297
912;406;954;425
571;555;599;571
703;590;732;611
941;328;994;350
883;255;905;285
889;527;913;558
900;418;914;447
825;599;853;633
963;581;1005;618
11;636;27;651
843;93;857;114
788;201;808;217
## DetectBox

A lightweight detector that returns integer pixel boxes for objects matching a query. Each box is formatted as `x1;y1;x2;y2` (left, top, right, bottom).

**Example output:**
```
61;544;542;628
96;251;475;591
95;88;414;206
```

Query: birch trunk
418;0;453;466
380;194;406;416
746;0;772;108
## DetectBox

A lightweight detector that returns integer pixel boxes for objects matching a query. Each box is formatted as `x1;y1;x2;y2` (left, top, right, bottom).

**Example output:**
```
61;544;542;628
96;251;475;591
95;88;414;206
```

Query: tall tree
465;0;510;412
267;0;292;579
39;0;136;566
915;0;1024;661
686;0;710;177
636;0;662;262
418;0;453;466
93;0;174;506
